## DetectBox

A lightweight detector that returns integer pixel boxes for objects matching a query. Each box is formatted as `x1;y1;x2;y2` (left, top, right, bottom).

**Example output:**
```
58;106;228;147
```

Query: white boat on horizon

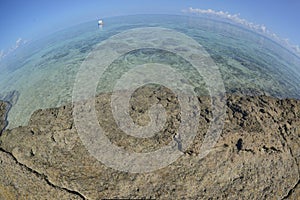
98;19;104;26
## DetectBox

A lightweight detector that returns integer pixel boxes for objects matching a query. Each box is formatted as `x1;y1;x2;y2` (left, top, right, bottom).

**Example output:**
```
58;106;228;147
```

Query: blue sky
0;0;299;54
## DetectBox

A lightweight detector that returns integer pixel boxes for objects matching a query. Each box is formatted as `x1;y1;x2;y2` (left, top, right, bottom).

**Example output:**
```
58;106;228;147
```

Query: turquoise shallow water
0;14;299;128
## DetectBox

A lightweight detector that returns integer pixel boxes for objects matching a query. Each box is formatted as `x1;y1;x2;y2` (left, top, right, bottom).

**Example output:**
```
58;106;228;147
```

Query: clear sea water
0;14;299;128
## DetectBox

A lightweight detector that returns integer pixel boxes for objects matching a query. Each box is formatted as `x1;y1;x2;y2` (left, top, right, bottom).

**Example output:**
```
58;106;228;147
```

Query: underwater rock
0;90;20;106
0;90;20;134
0;91;299;199
0;101;9;135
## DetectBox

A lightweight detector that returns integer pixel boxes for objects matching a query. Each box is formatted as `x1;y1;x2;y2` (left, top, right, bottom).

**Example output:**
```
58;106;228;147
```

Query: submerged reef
0;90;19;135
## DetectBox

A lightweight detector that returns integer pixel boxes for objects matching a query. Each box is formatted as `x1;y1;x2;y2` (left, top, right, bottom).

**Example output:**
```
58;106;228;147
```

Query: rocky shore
0;90;299;199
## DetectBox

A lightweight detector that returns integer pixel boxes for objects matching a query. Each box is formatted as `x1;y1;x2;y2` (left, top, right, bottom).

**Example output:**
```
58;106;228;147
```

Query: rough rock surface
0;87;299;199
0;102;82;199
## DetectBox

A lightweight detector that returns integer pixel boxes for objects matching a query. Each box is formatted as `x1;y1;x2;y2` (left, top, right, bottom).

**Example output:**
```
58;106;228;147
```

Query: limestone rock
0;91;299;199
0;150;83;200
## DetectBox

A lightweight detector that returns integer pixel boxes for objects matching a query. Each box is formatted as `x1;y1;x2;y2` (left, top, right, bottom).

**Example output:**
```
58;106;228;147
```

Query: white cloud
291;45;300;54
183;7;300;56
9;38;27;53
185;7;269;35
0;38;27;61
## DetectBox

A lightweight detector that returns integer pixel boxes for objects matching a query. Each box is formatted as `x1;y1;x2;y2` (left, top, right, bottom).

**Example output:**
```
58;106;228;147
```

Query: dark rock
0;101;10;135
236;138;243;151
0;90;20;134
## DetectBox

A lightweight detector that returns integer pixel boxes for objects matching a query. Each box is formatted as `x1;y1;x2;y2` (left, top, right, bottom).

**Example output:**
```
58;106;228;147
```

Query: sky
0;0;300;56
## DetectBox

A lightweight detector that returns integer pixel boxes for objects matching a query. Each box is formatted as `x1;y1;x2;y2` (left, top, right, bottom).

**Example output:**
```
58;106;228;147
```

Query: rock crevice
0;147;86;199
